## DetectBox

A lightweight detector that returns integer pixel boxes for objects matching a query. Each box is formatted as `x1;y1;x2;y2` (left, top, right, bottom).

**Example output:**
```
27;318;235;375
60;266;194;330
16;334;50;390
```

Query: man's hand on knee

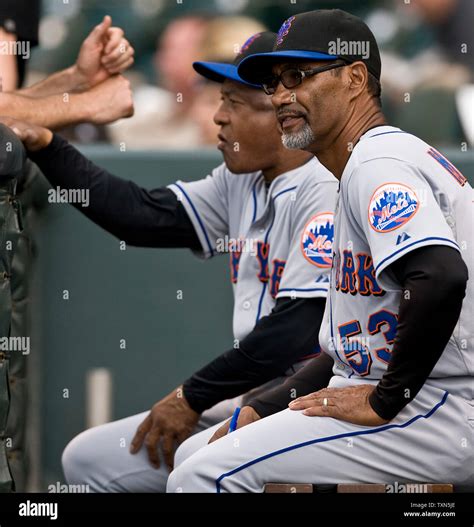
130;386;200;471
289;385;388;426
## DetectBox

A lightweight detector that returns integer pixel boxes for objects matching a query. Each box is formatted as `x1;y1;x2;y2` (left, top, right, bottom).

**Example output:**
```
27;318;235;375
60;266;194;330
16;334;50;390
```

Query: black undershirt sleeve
183;297;326;414
29;134;201;250
368;245;468;420
247;352;334;418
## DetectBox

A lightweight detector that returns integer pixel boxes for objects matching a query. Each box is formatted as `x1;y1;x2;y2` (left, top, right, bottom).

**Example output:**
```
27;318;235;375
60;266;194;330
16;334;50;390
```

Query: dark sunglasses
262;62;346;95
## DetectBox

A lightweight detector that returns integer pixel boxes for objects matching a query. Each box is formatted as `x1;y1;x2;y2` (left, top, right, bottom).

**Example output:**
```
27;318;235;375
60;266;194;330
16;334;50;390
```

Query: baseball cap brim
238;50;339;85
193;61;261;88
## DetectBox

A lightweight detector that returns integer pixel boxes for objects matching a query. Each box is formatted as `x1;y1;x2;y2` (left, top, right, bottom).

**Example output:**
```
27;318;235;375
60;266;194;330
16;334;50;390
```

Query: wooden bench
264;483;454;493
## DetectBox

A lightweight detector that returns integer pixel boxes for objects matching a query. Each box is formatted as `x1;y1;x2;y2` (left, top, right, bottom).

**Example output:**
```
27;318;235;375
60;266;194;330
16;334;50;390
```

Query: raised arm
18;16;134;98
0;16;135;129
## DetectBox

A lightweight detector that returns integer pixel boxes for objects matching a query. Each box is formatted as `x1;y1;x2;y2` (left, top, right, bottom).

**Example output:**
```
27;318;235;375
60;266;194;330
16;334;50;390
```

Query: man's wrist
67;64;91;92
246;399;280;419
181;381;208;414
176;385;199;415
368;387;398;421
70;90;95;123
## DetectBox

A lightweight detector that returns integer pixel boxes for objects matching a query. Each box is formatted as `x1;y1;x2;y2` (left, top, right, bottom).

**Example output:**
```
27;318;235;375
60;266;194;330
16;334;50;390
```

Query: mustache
276;110;307;121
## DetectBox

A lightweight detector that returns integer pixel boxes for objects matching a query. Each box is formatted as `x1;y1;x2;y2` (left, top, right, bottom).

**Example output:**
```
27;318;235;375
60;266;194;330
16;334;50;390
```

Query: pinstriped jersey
319;126;473;399
168;158;338;342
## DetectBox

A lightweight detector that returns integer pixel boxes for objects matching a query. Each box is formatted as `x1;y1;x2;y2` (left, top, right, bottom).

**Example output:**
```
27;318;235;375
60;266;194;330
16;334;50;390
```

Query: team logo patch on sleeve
368;183;419;233
301;212;334;268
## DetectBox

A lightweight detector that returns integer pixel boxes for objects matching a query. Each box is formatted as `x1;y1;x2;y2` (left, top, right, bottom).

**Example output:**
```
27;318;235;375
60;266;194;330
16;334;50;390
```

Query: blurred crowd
1;0;473;148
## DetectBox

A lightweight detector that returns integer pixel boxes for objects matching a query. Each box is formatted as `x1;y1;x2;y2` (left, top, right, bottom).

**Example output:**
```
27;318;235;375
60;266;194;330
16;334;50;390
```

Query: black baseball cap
193;31;277;88
238;10;381;84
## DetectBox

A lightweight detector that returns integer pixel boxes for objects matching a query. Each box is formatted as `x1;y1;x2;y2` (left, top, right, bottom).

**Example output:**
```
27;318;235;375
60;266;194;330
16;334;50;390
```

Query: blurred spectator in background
155;16;208;115
0;0;41;90
365;0;473;147
415;0;473;69
413;0;473;146
108;15;208;149
150;14;209;146
108;15;265;149
377;0;472;94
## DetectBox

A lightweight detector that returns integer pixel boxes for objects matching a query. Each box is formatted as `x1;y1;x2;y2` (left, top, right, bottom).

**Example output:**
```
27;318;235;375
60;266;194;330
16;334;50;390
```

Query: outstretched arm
0;91;93;129
0;16;135;129
18;16;134;98
1;118;199;249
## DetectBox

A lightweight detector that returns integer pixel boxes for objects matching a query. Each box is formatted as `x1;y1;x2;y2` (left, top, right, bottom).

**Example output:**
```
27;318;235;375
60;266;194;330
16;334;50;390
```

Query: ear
346;62;368;100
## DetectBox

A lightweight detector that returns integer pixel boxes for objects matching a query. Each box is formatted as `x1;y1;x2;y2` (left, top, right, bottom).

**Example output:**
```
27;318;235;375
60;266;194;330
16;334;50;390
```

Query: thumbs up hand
73;16;135;90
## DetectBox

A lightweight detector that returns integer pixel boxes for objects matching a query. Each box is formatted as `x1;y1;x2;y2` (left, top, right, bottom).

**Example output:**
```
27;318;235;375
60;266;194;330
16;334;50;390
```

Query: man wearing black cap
166;10;473;492
3;31;339;492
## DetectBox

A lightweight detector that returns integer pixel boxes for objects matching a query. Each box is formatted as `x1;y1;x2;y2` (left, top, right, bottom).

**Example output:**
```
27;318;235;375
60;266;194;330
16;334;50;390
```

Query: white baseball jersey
320;126;473;400
166;127;474;494
168;158;338;343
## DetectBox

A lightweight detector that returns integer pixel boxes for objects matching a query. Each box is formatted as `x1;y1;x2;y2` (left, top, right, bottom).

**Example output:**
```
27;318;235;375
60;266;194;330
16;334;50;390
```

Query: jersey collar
252;157;319;223
358;125;402;142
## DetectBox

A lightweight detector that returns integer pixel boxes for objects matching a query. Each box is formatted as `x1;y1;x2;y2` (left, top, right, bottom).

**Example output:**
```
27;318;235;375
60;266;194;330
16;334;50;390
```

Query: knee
174;434;204;468
167;456;213;493
62;428;101;488
166;461;191;493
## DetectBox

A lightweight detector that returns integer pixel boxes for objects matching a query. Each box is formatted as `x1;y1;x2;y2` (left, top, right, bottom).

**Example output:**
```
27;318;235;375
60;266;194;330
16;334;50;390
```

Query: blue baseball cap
193;31;277;88
238;10;381;85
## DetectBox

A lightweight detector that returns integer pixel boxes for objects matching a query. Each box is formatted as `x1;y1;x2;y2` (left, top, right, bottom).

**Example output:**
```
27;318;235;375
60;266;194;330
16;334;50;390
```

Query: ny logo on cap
276;16;296;47
238;33;262;57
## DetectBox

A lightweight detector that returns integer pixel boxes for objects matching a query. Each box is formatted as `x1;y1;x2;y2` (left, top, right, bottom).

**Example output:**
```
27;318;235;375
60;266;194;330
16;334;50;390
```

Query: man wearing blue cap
165;10;473;492
2;31;339;492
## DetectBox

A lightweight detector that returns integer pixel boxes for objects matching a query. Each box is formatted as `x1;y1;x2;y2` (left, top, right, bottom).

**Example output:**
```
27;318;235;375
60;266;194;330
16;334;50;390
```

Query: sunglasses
262;62;346;95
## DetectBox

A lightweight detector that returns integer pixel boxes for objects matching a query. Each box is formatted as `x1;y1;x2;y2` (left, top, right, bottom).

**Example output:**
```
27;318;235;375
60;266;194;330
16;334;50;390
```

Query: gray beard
281;121;315;150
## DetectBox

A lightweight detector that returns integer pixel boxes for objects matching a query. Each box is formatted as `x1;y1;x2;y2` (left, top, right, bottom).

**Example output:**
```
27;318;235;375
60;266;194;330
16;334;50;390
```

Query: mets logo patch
277;16;296;46
368;183;419;233
301;212;334;268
